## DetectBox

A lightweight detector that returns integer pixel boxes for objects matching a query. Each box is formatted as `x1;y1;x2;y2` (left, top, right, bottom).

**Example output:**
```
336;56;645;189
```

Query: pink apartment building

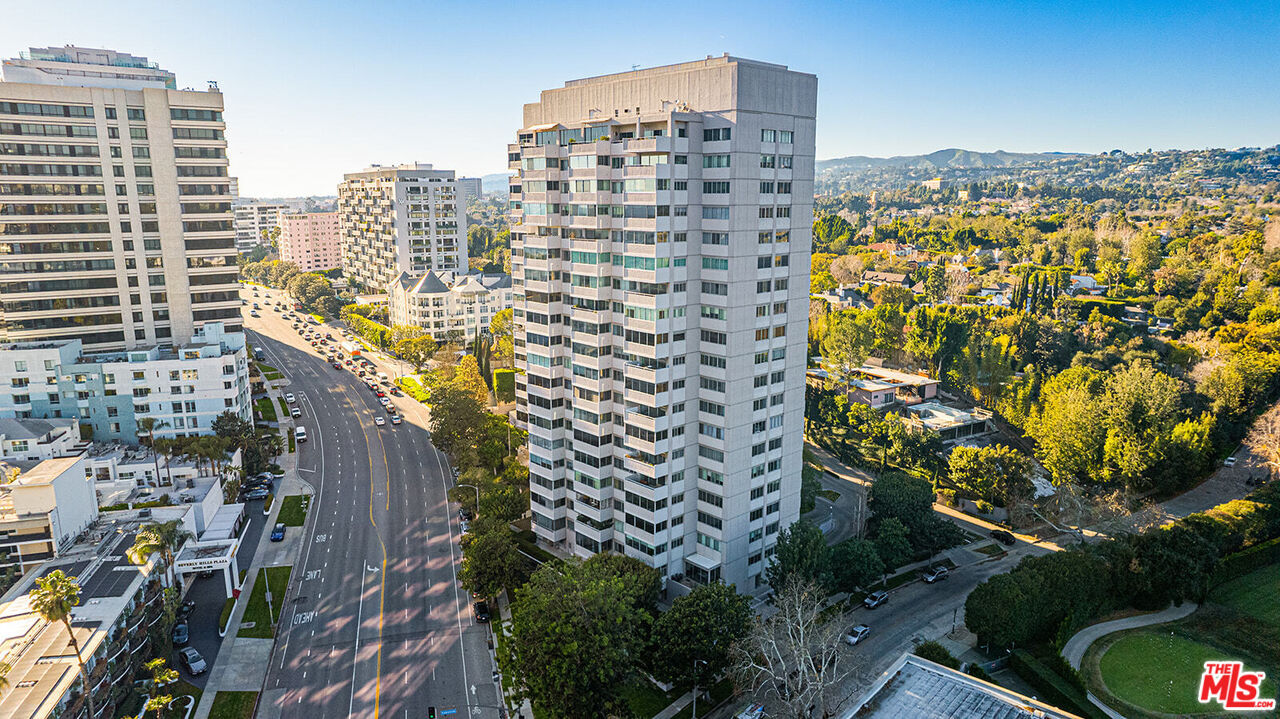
279;211;341;271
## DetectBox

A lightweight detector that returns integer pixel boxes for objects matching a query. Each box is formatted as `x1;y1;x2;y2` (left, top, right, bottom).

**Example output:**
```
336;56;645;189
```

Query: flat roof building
279;211;340;271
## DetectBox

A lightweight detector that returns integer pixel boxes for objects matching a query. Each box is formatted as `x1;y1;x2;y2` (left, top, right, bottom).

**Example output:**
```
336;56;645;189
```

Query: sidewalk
1061;602;1200;669
191;379;312;719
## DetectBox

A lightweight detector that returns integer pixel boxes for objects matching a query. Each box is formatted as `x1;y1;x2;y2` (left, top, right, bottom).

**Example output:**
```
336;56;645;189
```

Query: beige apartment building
279;210;340;271
509;55;816;593
337;163;467;292
387;270;512;342
0;45;240;351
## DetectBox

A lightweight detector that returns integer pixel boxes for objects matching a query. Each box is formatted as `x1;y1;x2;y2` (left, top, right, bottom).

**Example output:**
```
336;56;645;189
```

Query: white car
1224;456;1238;468
843;624;871;645
290;407;301;418
374;416;386;427
285;393;296;403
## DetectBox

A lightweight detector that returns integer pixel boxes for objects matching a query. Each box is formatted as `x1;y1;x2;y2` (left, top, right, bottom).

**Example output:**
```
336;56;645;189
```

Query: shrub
1009;650;1108;719
936;488;957;507
913;640;960;669
398;377;430;403
1212;535;1280;587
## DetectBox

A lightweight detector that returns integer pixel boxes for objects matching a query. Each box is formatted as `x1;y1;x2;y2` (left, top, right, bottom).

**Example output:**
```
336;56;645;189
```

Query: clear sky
5;0;1275;196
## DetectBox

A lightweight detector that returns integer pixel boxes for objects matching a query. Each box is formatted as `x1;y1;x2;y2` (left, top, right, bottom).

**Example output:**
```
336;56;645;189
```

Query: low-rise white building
0;454;98;571
0;417;84;462
387;270;513;341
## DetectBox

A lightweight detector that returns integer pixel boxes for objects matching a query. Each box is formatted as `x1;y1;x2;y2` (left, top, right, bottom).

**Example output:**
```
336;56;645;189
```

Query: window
760;154;776;169
702;154;731;168
777;182;792;194
699;400;725;416
760;181;774;193
700;306;726;320
780;156;793;169
702;258;728;271
703;127;731;141
699;423;724;440
702;206;729;220
761;129;777;143
703;181;730;194
779;130;793;144
701;232;728;245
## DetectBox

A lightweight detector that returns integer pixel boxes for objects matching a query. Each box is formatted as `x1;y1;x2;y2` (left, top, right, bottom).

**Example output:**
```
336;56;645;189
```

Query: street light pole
692;658;707;719
458;483;481;513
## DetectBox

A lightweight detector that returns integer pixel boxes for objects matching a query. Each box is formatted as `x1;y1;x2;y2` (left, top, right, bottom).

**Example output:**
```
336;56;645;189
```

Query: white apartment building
0;45;241;353
233;200;288;252
279;210;340;271
0;453;97;571
0;321;251;443
509;55;815;593
338;163;467;292
387;270;512;342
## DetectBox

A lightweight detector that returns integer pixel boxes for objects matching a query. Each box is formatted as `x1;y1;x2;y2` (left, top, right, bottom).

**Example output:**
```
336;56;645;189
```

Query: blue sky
5;0;1275;196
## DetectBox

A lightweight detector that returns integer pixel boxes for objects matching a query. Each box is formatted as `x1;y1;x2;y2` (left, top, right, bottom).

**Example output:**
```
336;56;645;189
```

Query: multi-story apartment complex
337;163;467;292
387;270;512;342
0;321;251;443
458;176;483;204
0;452;97;571
509;55;816;593
279;210;340;271
232;200;288;252
0;45;241;353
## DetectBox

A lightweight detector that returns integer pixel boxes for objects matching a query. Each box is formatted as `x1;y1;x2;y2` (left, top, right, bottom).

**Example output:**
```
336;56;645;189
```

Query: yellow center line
350;382;390;719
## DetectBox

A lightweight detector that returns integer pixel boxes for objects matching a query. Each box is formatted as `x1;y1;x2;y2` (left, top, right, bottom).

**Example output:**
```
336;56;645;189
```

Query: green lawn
1098;630;1276;715
278;494;310;526
237;566;292;638
255;398;277;423
288;432;296;453
208;691;258;719
973;542;1005;556
255;363;279;374
276;396;288;416
621;680;676;718
818;488;841;502
1212;562;1280;627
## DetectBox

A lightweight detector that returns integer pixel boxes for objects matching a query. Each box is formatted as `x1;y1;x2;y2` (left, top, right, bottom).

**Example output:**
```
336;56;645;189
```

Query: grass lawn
818;488;841;502
208;691;258;719
972;542;1005;556
255;398;277;423
514;530;556;563
263;371;284;381
219;596;236;633
276;396;288;416
1097;630;1276;715
278;494;310;526
288;432;296;453
237;566;292;638
1212;562;1280;627
621;680;676;719
255;363;279;374
171;679;204;707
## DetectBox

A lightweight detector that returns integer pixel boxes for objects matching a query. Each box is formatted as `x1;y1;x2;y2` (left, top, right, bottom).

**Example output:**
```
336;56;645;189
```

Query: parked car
294;426;307;443
333;362;343;369
177;599;196;619
863;591;889;609
178;647;207;676
244;487;271;501
285;393;296;403
473;600;490;623
270;523;286;541
843;624;871;645
922;566;949;583
374;416;386;427
460;519;471;534
171;622;190;646
1224;456;1238;467
991;529;1017;546
290;407;302;418
458;507;473;521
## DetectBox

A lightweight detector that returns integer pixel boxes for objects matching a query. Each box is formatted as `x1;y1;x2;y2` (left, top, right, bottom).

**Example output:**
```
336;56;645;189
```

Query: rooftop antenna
631;64;639;71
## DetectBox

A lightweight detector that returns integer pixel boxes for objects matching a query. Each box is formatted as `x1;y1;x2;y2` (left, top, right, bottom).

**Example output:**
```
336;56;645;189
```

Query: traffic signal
428;708;436;719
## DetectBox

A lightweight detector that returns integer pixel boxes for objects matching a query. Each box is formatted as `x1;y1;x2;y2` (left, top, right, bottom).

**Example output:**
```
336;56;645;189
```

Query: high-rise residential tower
509;55;816;592
0;45;240;351
279;210;340;271
337;163;466;292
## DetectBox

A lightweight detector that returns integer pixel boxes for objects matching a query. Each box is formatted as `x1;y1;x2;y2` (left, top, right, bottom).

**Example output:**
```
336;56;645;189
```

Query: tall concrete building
337;163;466;292
458;176;483;205
232;200;287;252
509;55;815;593
279;210;340;271
0;45;240;352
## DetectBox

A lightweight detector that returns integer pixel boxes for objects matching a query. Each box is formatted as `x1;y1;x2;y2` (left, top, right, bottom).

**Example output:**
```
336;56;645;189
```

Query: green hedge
1212;535;1280;587
494;369;516;403
1009;650;1108;719
398;377;429;402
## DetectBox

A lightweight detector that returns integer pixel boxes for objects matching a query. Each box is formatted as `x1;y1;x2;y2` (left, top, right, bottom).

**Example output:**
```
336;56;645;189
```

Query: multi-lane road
243;288;501;719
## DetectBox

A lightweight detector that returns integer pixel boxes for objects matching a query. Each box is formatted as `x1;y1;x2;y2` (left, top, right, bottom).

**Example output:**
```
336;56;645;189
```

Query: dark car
991;529;1017;546
922;566;949;583
473;600;491;623
172;621;190;646
243;487;270;501
270;523;286;542
863;590;889;609
178;646;207;675
177;599;196;618
333;362;343;369
458;507;474;522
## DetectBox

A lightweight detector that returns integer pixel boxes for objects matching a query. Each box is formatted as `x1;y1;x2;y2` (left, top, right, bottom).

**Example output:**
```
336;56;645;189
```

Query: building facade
0;453;97;571
509;55;815;592
0;46;241;353
387;270;512;341
279;210;340;271
0;321;251;443
458;176;483;205
337;163;467;292
232;200;288;252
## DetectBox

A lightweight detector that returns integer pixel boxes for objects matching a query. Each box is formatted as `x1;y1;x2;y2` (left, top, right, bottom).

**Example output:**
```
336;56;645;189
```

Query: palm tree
127;521;193;588
31;570;96;719
142;657;178;719
136;418;170;488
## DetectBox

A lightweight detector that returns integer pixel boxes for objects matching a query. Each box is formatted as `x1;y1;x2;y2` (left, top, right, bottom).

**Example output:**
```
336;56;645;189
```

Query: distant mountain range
481;172;511;193
817;148;1080;174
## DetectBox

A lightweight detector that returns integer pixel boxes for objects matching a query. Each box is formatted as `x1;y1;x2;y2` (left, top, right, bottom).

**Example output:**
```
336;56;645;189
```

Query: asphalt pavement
243;288;502;719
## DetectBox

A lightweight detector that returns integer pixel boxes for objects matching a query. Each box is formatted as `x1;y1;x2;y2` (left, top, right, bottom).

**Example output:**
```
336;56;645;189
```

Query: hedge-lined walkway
1062;602;1199;670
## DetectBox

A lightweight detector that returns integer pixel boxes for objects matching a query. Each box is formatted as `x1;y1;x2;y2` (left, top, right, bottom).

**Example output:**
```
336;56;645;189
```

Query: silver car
843;624;871;645
179;646;207;675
